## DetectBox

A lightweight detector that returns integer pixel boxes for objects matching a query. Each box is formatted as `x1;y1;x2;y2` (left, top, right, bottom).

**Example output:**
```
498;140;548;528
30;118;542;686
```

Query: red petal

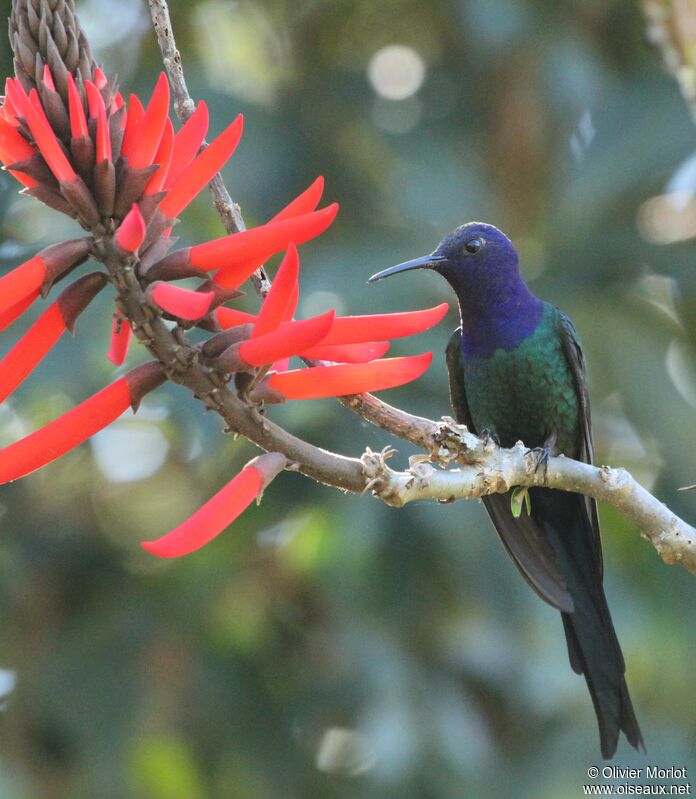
119;93;145;161
0;117;35;162
0;116;37;186
8;79;75;182
28;88;46;118
165;102;209;188
116;203;147;253
319;303;449;346
195;204;338;277
93;67;108;90
252;244;299;338
300;341;390;363
141;466;262;557
0;256;47;316
112;91;126;114
215;307;257;328
271;357;290;373
42;65;56;92
144;117;174;195
95;93;112;163
0;378;133;483
127;73;170;170
239;311;334;367
159;114;244;220
1;82;19;124
267;353;433;399
0;291;39;333
0;273;106;402
0;304;65;403
151;282;214;320
107;314;132;365
285;283;300;322
273;176;325;222
84;80;103;119
214;181;328;288
66;73;88;139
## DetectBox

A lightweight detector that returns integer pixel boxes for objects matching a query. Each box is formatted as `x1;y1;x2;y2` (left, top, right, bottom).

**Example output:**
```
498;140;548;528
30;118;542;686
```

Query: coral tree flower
0;9;446;558
141;453;286;558
0;272;107;403
0;362;166;483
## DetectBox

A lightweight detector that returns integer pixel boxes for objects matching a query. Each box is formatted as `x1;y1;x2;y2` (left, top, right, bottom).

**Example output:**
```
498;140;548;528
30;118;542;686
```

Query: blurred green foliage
1;0;696;796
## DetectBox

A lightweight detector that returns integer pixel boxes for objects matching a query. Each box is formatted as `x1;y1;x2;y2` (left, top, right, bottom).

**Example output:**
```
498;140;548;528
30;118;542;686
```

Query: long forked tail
532;488;643;759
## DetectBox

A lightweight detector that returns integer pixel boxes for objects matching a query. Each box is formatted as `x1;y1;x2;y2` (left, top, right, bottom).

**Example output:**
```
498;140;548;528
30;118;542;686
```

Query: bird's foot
480;428;500;449
525;445;552;478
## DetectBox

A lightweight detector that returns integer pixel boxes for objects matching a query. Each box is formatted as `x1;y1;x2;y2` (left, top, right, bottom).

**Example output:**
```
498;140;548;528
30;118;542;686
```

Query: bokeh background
1;0;696;796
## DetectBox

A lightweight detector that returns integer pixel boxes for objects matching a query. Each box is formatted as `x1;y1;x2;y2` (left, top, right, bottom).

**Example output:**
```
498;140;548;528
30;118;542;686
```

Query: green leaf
510;486;531;518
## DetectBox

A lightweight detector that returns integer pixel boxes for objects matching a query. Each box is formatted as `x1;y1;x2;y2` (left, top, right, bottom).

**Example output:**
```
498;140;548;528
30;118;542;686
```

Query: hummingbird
369;222;643;759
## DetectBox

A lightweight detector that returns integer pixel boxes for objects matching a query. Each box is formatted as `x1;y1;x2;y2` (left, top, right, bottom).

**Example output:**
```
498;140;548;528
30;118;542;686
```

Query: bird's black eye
464;238;483;255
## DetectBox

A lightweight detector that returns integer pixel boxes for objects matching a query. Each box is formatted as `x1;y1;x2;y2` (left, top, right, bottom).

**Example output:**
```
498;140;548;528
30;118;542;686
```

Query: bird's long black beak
368;254;447;283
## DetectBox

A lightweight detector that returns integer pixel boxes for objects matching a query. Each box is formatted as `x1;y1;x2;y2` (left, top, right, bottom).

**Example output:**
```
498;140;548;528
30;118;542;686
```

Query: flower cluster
0;1;447;557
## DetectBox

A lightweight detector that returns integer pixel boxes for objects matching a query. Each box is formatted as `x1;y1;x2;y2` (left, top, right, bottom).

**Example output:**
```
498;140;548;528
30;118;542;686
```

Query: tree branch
363;419;696;575
146;0;270;297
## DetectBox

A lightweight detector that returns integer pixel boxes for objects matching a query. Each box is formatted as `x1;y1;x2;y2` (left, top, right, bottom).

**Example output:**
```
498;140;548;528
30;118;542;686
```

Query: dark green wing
556;309;603;575
445;329;574;613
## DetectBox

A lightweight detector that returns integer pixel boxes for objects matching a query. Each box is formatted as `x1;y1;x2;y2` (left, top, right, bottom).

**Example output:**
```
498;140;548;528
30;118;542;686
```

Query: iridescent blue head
369;222;544;357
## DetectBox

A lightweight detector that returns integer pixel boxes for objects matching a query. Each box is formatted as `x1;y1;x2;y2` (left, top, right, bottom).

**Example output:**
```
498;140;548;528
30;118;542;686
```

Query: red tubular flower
8;79;76;182
1;82;19;123
0;238;92;318
0;293;39;333
216;307;257;328
0;115;38;187
319;303;449;346
300;341;390;363
191;204;338;278
271;357;291;373
0;256;47;315
95;95;112;164
112;92;126;116
127;72;170;170
150;282;215;320
0;361;165;484
158;114;244;220
215;303;448;348
237;311;334;368
144;118;174;195
252;245;299;338
141;466;262;558
41;64;55;91
165;102;209;188
214;177;324;288
28;87;46;117
141;451;286;558
84;80;103;120
66;73;88;139
272;177;325;221
94;67;108;90
267;353;433;399
0;115;36;163
120;94;145;161
0;272;107;403
108;313;133;366
284;283;300;324
0;304;64;402
116;203;147;254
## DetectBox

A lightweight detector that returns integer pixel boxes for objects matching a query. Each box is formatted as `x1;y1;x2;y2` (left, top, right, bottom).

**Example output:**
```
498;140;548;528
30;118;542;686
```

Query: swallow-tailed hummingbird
369;222;643;759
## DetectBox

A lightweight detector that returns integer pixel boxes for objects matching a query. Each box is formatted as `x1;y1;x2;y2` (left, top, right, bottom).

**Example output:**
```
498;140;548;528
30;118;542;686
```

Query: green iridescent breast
462;304;581;455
